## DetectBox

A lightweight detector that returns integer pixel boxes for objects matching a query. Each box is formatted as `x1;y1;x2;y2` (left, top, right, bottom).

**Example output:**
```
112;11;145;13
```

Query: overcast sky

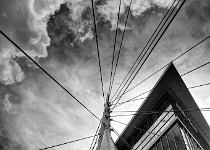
0;0;210;150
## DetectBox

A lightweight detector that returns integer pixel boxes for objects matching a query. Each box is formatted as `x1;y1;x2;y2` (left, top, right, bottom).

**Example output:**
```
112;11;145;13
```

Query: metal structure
115;63;210;150
97;95;118;150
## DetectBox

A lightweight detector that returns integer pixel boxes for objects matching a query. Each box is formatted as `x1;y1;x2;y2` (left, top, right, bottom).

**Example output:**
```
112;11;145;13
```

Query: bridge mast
97;94;118;150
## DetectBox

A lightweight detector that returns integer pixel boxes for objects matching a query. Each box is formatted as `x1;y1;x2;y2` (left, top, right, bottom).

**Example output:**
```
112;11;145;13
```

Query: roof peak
116;63;210;148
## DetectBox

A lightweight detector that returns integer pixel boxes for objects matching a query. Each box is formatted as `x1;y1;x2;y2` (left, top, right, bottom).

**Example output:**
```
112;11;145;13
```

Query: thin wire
111;108;210;117
113;82;207;108
108;0;122;96
109;0;132;96
2;29;105;150
112;0;182;104
112;128;134;150
113;130;133;150
111;0;181;105
114;97;146;108
111;60;210;108
89;122;101;150
110;0;177;103
114;81;210;109
91;133;100;150
112;119;199;149
114;35;210;99
39;135;99;150
0;30;101;122
111;0;186;110
91;0;105;102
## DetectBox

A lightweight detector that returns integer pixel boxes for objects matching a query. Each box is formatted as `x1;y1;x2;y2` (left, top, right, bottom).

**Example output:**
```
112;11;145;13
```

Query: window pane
176;142;186;150
167;130;173;141
172;126;181;136
163;146;170;150
157;145;162;150
157;140;162;150
172;123;179;131
174;133;185;143
149;145;156;150
174;134;186;150
169;140;176;150
162;135;168;148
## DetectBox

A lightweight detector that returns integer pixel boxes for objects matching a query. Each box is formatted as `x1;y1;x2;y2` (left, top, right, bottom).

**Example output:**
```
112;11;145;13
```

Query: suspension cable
113;81;210;109
91;0;105;102
109;0;133;96
108;0;122;96
2;26;109;147
113;35;210;100
110;0;177;103
89;122;101;150
111;0;186;110
112;127;134;150
111;108;210;117
111;60;210;108
111;0;182;105
0;30;101;122
91;133;100;150
39;135;99;150
112;119;200;149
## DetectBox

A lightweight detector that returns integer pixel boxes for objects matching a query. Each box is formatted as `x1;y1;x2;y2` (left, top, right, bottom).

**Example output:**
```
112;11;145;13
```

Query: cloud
1;94;17;114
0;0;92;86
0;0;177;86
0;57;105;150
27;0;66;58
97;0;175;30
1;0;210;150
0;42;25;85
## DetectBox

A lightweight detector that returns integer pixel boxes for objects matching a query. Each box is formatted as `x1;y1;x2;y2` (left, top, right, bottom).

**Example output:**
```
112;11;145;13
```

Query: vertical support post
97;94;111;150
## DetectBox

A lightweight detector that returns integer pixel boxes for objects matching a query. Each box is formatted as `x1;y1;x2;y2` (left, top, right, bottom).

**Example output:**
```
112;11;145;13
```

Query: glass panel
172;126;181;136
186;133;195;150
163;146;170;150
172;123;179;131
162;135;168;148
174;133;186;150
186;131;203;150
143;119;206;150
133;105;175;149
176;142;186;150
174;133;185;143
149;145;156;150
167;130;173;141
169;140;177;150
157;140;162;150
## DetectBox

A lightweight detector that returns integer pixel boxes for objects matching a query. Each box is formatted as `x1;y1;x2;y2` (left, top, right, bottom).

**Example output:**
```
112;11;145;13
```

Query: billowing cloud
0;0;92;86
1;0;210;150
97;0;175;30
0;37;25;85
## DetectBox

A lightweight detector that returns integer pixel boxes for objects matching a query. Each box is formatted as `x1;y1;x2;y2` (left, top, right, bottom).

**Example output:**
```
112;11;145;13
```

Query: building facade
115;63;210;150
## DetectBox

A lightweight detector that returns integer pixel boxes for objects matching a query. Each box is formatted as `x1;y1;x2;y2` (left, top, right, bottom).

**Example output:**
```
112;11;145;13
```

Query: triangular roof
116;63;210;149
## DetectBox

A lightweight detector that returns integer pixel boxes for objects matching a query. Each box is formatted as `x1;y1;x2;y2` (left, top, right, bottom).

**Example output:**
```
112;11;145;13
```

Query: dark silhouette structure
115;63;210;150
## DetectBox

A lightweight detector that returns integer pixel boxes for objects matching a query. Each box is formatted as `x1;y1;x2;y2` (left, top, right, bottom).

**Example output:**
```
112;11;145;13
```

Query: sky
0;0;210;150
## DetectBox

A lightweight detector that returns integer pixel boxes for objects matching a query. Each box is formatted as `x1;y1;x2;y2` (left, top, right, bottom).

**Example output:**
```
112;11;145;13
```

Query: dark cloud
46;2;95;63
184;0;210;39
44;0;180;95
